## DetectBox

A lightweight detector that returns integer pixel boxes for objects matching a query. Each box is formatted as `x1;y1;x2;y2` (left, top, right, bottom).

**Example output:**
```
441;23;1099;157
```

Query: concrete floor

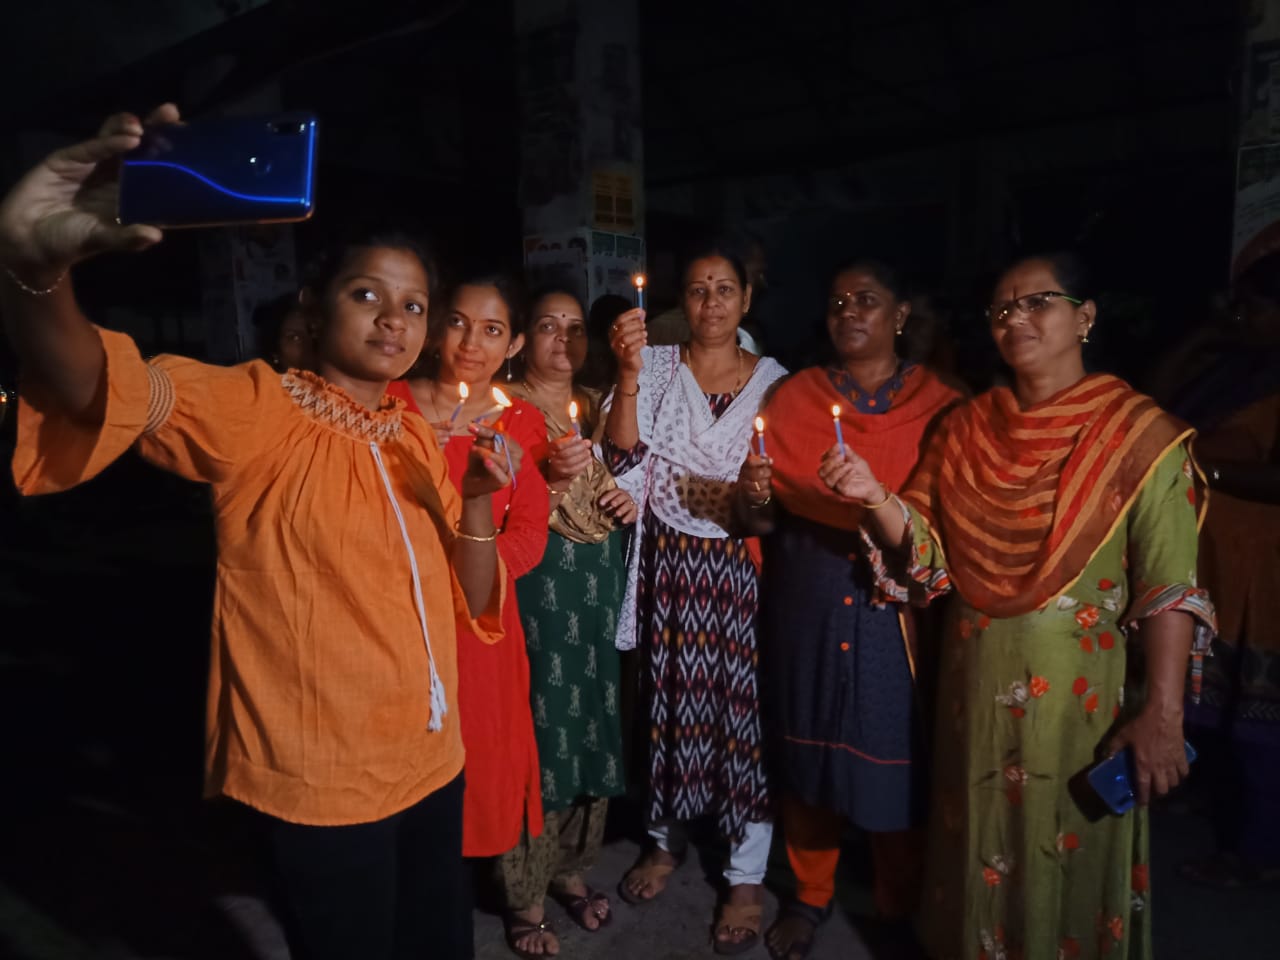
0;788;1275;960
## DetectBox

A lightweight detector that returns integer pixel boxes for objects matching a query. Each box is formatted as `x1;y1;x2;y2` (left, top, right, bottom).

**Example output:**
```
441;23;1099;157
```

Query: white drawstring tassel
370;441;448;731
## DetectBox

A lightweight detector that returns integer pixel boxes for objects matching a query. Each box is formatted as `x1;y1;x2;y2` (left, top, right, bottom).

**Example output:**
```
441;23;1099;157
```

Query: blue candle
754;416;767;457
832;404;845;455
494;432;516;490
634;274;646;311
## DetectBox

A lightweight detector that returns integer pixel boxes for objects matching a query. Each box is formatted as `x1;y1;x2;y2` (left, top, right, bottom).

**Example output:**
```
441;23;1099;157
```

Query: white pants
647;818;774;886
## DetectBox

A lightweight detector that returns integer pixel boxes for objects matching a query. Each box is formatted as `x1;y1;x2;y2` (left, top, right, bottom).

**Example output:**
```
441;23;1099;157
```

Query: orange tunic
386;381;548;856
13;328;504;826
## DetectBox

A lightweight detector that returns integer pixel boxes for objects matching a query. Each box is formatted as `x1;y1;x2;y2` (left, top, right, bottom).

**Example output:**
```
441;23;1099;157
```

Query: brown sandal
617;851;682;905
714;901;764;956
503;914;558;960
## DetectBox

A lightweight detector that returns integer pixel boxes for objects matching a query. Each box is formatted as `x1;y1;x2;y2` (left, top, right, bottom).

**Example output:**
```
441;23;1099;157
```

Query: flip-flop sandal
503;914;558;960
618;851;682;905
563;888;613;930
713;901;764;956
766;901;832;960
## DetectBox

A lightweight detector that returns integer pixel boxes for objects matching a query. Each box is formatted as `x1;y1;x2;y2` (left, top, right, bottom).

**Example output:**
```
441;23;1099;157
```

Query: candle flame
568;400;579;419
491;386;513;408
754;415;765;433
458;382;469;399
633;274;646;290
831;404;841;418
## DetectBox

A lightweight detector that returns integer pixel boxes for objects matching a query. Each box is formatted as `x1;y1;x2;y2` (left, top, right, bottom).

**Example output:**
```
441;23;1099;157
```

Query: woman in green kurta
818;254;1216;960
499;290;635;959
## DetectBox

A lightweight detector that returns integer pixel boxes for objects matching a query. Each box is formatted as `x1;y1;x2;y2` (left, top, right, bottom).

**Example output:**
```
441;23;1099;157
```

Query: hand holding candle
753;415;767;458
568;399;582;437
633;274;646;311
831;404;845;455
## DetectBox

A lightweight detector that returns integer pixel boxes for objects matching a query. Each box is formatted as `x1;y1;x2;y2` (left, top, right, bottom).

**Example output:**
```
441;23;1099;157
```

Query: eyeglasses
986;291;1082;324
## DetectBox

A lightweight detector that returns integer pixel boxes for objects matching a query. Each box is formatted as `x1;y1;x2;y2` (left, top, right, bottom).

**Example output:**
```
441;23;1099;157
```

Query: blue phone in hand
118;113;318;228
1086;741;1198;815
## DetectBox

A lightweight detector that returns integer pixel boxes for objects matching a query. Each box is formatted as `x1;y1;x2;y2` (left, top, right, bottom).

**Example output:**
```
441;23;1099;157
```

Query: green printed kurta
871;447;1213;960
517;531;626;813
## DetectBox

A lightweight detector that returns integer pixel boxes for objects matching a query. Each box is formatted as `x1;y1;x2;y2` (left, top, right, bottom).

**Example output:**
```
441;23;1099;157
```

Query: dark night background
0;1;1262;957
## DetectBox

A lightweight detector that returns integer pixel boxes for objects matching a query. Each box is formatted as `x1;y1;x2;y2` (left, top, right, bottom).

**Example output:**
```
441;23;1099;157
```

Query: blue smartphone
1086;741;1198;815
118;113;318;228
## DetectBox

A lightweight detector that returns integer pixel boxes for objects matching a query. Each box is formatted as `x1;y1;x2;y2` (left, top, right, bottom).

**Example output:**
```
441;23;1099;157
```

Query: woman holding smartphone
824;253;1216;960
0;106;511;960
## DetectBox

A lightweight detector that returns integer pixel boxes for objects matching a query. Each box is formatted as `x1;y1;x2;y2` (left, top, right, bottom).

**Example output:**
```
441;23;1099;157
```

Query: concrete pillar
515;0;645;311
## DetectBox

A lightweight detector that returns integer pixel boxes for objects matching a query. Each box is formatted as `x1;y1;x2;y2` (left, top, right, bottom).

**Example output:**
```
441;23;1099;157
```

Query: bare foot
765;911;818;960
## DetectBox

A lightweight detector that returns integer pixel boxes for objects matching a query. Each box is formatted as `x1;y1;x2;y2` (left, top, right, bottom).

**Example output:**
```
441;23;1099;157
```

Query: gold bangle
862;484;893;510
616;383;639;397
4;264;66;297
547;483;570;497
453;521;497;542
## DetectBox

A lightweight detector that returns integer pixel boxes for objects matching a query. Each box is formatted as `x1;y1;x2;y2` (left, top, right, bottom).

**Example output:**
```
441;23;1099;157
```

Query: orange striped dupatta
900;374;1203;617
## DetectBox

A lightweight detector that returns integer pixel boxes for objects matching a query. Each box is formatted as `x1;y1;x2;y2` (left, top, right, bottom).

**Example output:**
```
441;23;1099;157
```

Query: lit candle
449;381;469;423
753;415;767;457
474;385;514;422
832;404;845;455
633;274;646;311
568;399;582;437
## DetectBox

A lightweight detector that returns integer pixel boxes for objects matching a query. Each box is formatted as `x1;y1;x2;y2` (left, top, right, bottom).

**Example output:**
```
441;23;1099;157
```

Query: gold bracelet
863;484;894;510
546;482;570;497
616;383;639;397
3;264;66;297
748;494;773;509
453;520;497;542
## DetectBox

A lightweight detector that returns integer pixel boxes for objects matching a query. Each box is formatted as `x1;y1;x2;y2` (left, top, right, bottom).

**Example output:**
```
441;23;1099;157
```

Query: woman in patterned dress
821;253;1216;960
739;260;961;960
604;241;787;954
498;289;636;957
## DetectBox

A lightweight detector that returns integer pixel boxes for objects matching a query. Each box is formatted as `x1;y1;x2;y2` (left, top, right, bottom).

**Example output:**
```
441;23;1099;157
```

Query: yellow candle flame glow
754;415;765;433
831;404;841;418
458;382;469;400
633;274;646;290
491;386;513;408
568;400;580;420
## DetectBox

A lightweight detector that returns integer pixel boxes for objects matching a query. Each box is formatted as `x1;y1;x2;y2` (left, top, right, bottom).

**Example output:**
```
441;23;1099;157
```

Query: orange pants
782;793;924;920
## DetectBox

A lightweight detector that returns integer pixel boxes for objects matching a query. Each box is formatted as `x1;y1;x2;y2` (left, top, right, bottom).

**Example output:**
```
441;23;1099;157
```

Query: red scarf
901;374;1201;616
763;366;960;532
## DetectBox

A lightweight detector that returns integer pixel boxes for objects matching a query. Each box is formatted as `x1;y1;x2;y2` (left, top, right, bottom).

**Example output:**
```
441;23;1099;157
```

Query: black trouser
265;773;469;960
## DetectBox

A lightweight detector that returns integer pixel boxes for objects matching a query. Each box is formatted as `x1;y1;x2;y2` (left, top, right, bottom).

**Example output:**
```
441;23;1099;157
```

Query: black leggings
265;773;470;960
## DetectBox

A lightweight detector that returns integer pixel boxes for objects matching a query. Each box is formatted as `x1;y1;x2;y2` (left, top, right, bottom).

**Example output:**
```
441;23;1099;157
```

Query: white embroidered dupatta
602;344;787;650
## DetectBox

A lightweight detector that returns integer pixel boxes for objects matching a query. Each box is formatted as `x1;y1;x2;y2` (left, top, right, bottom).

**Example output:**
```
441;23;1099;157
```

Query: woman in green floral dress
499;290;635;958
818;254;1216;960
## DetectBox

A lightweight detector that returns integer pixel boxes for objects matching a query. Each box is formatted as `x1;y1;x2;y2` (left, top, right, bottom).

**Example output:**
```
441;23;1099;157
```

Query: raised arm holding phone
0;105;509;960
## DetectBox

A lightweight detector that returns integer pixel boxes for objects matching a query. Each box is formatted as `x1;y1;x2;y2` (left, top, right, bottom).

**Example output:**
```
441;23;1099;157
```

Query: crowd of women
0;107;1229;960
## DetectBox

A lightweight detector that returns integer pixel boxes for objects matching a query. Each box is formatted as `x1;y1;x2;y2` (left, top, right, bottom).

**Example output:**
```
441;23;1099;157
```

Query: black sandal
503;913;558;960
765;900;832;960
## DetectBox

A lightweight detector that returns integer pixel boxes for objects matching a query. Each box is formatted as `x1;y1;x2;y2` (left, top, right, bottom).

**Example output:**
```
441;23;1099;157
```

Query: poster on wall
524;231;590;305
1231;143;1280;278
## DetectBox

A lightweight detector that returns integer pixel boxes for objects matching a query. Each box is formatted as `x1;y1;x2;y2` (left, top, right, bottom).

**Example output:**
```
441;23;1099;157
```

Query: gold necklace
683;343;745;397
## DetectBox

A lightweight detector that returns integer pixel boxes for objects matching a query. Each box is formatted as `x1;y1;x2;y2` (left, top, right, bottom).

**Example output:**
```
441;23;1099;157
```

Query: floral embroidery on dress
995;672;1051;718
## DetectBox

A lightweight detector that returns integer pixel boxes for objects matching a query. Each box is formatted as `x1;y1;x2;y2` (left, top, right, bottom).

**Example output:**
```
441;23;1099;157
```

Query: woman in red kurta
387;274;549;858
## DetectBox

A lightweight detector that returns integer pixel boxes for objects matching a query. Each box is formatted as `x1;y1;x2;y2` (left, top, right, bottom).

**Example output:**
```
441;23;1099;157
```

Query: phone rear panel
118;114;317;227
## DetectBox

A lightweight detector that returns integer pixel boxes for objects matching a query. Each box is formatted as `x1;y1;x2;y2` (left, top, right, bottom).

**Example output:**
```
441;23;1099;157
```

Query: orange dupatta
900;374;1203;617
764;365;960;532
